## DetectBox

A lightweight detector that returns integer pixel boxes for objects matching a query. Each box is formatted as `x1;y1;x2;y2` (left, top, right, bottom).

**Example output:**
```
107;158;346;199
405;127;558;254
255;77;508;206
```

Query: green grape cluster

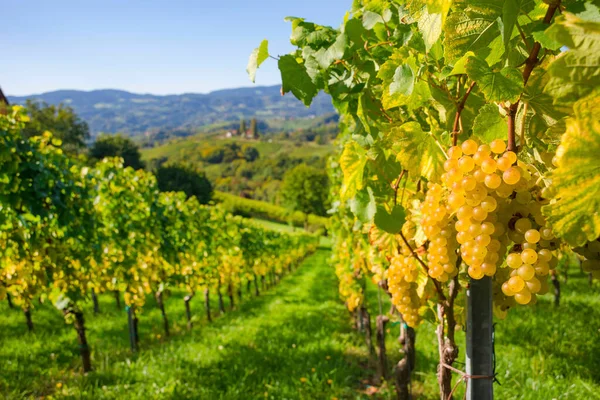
421;184;459;282
388;242;422;327
418;139;559;309
573;238;600;279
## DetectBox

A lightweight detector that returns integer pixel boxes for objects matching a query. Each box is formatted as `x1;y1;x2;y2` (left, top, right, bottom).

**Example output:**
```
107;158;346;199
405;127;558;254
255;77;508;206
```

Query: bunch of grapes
573;238;600;279
421;183;459;282
441;139;512;280
417;138;559;309
388;239;422;327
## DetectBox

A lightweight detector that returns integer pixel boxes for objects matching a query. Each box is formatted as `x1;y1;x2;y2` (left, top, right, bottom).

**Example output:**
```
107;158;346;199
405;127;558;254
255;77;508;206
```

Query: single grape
514;289;532;305
461;139;478;155
496;156;512;172
462;176;477;191
503;167;521;185
537;249;552;262
514;218;532;234
481;263;496;276
524;229;541;243
502;281;515;296
472;206;488;221
521;249;538;264
458;156;475;173
507;253;522;268
484;174;502;189
448;146;462;159
480;196;497;212
526;277;541;293
508;276;525;292
540;227;554;240
481;158;497;174
504;151;517;164
490;139;506;154
517;264;535;280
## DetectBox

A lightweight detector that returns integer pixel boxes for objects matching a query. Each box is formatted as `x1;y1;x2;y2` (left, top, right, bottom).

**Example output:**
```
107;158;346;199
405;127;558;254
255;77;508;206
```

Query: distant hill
8;86;335;136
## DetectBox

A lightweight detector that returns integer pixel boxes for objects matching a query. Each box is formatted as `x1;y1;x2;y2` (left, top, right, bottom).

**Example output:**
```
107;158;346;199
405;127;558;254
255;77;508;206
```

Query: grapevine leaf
389;122;445;182
350;187;376;223
472;104;506;142
314;32;346;69
369;224;397;253
418;6;443;51
443;1;503;63
278;54;318;106
247;39;269;83
543;93;600;246
531;22;562;51
544;12;600;104
390;64;415;97
501;0;521;51
362;10;391;30
340;141;367;202
374;205;406;234
465;56;524;103
379;51;431;110
446;51;475;77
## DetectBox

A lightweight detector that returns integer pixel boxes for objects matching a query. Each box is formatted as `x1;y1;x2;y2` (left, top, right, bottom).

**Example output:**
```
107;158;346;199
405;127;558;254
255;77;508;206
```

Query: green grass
2;254;599;399
1;251;372;399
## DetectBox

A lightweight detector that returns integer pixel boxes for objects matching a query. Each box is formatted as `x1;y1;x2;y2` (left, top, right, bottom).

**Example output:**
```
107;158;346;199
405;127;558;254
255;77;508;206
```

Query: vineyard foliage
213;190;329;231
0;106;318;315
251;0;599;396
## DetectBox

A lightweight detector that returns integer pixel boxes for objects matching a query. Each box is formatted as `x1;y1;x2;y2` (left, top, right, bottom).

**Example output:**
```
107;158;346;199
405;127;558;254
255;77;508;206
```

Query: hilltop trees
239;118;247;136
22;100;90;153
280;164;329;219
156;163;213;204
89;134;145;169
250;118;259;139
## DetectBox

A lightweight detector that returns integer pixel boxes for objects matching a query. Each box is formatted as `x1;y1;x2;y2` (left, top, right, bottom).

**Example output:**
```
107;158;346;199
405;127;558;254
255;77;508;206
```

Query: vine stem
452;81;476;146
393;170;407;206
507;2;560;152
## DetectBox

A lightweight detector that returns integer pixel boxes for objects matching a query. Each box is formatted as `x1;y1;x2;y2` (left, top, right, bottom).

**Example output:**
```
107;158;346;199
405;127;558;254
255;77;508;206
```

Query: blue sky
1;0;349;96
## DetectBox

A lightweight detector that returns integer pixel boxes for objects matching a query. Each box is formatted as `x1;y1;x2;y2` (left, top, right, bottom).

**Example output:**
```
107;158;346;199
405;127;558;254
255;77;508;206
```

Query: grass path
0;250;371;399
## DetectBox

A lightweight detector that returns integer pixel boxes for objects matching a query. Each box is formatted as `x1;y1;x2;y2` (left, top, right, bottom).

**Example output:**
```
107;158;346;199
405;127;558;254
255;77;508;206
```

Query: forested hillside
8;86;335;136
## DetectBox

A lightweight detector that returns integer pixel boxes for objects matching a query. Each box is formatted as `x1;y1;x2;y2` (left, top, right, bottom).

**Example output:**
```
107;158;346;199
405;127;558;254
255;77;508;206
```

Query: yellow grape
524;229;541;243
461;139;478;155
490;139;507;154
521;249;538;264
503;167;521;185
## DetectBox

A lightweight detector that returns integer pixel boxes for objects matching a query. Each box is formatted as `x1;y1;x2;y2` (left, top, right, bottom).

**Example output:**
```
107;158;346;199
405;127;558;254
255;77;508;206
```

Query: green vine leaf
443;1;503;63
544;11;600;105
465;56;523;103
472;104;506;142
278;54;318;106
543;93;600;246
374;205;406;234
247;39;269;83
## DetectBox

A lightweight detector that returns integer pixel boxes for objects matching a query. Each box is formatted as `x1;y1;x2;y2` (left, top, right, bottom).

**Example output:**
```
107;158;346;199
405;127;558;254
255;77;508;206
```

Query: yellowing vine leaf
340;141;367;202
543;93;600;246
247;39;269;83
389;122;445;182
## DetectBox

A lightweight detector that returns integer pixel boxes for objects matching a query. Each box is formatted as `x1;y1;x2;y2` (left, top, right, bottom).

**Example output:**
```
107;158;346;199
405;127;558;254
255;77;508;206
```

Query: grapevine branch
393;170;407;206
452;81;476;146
507;2;561;152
